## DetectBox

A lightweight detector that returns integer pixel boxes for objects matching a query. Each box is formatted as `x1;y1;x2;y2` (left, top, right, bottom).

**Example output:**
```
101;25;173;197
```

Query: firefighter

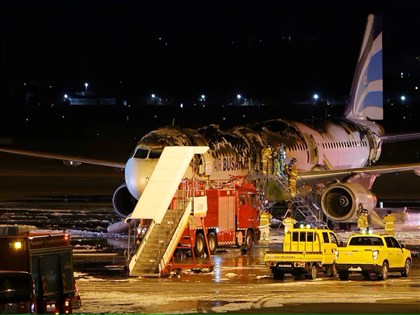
383;210;395;235
274;143;287;176
259;210;272;244
282;212;296;234
285;157;298;198
357;204;369;232
261;143;272;175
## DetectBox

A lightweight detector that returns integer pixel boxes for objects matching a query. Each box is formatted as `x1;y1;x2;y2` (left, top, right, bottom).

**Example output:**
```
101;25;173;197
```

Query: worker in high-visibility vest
357;207;369;232
285;157;298;198
282;212;297;234
259;210;272;244
383;210;396;235
273;143;287;176
261;143;272;175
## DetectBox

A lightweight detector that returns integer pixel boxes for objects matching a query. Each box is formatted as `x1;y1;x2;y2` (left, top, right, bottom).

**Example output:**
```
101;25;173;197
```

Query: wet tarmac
0;198;419;314
0;154;419;313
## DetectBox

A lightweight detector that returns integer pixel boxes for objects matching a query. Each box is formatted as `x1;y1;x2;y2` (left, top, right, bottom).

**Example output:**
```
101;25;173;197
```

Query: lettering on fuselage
213;156;247;172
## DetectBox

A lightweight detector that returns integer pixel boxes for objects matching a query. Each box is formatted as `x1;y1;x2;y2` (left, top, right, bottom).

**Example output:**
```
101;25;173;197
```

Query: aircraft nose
124;157;157;199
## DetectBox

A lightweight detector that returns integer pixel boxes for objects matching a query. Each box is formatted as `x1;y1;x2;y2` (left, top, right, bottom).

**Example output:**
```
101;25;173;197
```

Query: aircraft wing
380;132;420;143
298;162;420;185
0;147;126;169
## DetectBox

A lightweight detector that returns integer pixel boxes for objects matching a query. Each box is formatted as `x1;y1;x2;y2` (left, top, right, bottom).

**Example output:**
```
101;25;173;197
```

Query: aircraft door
308;135;319;165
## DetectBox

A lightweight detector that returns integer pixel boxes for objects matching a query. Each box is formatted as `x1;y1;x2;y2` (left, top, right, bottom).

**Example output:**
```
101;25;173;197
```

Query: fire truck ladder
273;173;328;228
126;146;210;277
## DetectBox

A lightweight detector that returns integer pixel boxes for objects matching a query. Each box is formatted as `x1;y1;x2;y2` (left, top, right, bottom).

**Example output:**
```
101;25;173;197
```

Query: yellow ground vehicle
335;231;412;280
264;226;340;280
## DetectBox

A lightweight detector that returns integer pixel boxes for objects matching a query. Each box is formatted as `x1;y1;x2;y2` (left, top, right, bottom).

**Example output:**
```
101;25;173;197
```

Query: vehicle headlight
372;250;379;260
12;241;22;250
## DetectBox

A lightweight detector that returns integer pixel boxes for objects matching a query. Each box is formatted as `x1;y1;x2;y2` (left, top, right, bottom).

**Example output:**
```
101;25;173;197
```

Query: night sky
1;0;420;103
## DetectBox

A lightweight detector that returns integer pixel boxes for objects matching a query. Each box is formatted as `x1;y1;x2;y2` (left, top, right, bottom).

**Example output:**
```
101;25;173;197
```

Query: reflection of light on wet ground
212;255;223;283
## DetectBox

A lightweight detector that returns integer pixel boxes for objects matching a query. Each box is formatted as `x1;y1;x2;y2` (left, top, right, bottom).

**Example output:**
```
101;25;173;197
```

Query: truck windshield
0;273;33;302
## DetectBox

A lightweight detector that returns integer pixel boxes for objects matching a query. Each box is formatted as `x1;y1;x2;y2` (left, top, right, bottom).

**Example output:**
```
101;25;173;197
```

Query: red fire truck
0;225;76;314
179;177;261;257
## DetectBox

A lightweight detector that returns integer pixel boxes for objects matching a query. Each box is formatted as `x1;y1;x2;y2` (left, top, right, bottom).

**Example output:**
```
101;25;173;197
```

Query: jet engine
112;183;138;218
320;182;377;222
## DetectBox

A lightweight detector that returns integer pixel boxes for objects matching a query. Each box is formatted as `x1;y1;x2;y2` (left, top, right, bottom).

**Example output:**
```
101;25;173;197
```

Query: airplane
0;14;419;232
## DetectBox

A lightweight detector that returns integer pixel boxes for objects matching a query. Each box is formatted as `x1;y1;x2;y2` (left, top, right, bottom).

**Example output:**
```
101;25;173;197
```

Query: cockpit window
133;148;149;159
149;149;163;159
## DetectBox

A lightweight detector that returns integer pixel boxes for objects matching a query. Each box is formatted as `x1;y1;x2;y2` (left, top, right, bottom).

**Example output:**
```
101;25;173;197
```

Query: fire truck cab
0;225;76;314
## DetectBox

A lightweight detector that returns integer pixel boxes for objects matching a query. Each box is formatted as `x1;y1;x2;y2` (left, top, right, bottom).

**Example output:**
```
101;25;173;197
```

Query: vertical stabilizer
345;14;383;120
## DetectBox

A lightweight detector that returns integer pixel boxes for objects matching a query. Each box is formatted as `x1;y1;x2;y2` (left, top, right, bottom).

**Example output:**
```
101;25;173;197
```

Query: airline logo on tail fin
345;14;383;120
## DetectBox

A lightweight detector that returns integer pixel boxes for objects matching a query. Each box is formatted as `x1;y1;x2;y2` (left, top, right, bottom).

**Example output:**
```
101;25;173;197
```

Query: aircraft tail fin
345;14;383;120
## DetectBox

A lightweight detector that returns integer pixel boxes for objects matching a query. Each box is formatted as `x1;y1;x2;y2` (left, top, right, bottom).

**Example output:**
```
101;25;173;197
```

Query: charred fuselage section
112;118;384;223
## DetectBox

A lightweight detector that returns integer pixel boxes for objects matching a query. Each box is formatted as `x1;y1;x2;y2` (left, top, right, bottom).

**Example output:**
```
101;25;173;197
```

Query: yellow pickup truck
264;226;340;280
335;231;412;280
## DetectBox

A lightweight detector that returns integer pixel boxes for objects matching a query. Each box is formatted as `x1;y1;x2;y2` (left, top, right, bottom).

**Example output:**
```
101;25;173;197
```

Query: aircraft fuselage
124;118;384;201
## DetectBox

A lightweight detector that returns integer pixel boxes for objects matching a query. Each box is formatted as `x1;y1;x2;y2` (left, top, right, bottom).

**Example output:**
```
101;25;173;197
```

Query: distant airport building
64;92;126;106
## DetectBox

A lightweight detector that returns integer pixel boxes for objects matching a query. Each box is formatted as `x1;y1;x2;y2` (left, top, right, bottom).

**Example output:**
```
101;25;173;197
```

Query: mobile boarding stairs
125;146;213;277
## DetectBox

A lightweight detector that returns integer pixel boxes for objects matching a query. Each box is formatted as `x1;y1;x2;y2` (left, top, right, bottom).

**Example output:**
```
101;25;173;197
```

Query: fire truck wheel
244;231;253;250
194;233;205;257
206;232;217;255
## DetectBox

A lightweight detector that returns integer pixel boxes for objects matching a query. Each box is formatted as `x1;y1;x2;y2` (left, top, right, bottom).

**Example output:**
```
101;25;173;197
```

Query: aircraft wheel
206;232;217;255
401;259;411;277
194;233;205;257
